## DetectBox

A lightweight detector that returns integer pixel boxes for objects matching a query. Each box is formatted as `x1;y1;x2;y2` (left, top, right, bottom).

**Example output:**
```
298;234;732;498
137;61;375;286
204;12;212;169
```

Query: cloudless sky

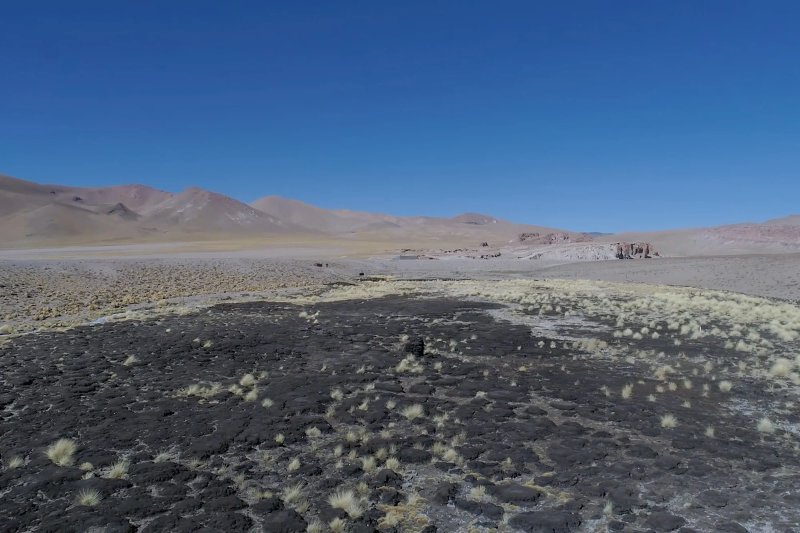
1;1;798;232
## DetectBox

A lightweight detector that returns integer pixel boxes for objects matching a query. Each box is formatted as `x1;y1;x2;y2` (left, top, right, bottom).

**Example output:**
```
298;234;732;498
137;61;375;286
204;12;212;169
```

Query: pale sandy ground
0;241;360;259
359;254;800;302
2;245;798;333
536;254;800;301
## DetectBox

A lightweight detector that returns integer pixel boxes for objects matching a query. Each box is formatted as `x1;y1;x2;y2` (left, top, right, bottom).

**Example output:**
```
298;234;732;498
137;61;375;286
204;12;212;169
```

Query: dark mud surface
1;293;798;532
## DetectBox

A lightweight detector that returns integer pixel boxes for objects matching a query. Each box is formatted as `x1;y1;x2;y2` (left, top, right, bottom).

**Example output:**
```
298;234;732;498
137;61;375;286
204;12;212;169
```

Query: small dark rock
644;512;686;531
262;510;307;532
431;482;458;505
454;498;504;520
398;447;432;464
493;483;543;504
252;496;284;514
404;337;425;357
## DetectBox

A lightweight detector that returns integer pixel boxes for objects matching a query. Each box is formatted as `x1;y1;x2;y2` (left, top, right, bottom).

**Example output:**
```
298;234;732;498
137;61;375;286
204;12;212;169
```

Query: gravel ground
1;280;798;532
2;253;798;334
0;259;352;333
361;254;800;302
1;255;799;532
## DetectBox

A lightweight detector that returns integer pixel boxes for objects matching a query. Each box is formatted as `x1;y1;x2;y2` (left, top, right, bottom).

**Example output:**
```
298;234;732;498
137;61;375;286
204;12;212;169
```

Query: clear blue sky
1;1;798;232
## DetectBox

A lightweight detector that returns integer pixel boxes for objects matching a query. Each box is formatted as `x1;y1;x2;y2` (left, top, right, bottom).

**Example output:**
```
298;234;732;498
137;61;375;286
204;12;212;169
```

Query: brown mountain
249;195;573;244
57;184;173;215
143;187;294;234
0;174;302;245
2;173;797;255
249;196;392;233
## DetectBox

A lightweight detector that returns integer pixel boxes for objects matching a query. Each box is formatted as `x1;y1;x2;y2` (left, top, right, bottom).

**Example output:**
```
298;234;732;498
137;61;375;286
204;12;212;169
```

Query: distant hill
763;214;800;226
596;215;800;256
250;195;576;244
1;172;797;255
0;173;571;247
0;174;301;245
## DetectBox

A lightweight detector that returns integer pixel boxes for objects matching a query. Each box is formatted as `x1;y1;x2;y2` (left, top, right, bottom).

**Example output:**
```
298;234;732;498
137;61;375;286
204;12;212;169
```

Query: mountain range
0;174;573;247
1;173;798;256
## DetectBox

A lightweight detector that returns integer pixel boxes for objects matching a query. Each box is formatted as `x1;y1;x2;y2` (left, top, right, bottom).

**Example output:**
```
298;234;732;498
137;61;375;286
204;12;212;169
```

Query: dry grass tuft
442;448;462;464
328;488;366;518
329;518;348;533
401;404;425;421
243;388;259;402
384;457;401;471
282;482;305;505
660;414;678;428
154;449;178;463
757;417;776;434
603;500;613;517
467;485;486;501
6;456;24;469
395;354;424;373
76;488;101;506
106;459;129;479
177;382;221;399
377;491;428;530
379;510;403;528
621;383;633;399
769;358;794;378
45;438;76;467
361;456;376;473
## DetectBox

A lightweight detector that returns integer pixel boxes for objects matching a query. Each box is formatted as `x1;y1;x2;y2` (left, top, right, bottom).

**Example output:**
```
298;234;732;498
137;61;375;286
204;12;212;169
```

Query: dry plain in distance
1;249;799;532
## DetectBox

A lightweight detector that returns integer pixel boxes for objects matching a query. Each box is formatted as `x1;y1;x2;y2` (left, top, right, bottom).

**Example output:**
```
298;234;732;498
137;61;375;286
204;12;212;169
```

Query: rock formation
614;242;656;259
519;232;594;244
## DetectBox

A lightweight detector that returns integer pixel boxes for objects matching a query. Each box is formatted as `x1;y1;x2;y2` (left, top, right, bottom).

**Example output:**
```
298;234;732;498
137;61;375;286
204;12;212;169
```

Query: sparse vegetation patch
2;278;798;531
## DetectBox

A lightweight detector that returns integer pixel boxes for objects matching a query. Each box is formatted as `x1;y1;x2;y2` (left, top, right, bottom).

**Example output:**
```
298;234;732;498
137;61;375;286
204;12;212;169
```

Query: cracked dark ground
1;293;798;533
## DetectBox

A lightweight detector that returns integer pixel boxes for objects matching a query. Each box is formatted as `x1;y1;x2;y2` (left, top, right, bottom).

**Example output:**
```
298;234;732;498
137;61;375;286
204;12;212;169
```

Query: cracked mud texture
1;282;799;532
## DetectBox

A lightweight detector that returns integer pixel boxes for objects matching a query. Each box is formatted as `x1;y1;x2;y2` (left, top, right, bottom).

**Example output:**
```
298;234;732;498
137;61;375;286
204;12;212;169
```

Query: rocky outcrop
104;202;140;220
519;232;594;244
614;242;656;259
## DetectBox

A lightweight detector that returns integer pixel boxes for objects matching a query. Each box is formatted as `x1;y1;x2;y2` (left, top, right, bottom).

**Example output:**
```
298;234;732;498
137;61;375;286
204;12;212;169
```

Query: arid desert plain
2;175;800;533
